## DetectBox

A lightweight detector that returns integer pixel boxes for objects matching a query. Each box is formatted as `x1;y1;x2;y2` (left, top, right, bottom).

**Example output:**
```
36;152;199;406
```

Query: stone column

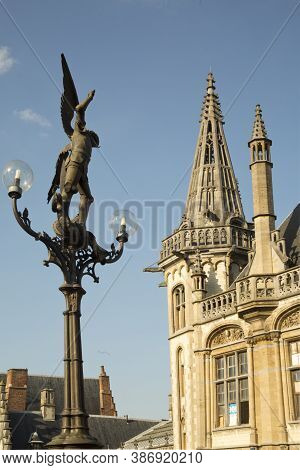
195;351;206;449
247;341;257;446
47;284;98;448
272;334;288;445
205;352;212;448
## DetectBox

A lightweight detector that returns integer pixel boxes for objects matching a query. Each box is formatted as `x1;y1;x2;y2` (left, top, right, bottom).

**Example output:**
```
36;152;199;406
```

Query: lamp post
2;54;130;449
3;159;128;449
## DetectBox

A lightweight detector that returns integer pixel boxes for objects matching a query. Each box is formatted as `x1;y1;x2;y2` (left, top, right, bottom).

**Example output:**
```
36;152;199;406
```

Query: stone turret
248;105;286;274
40;388;55;421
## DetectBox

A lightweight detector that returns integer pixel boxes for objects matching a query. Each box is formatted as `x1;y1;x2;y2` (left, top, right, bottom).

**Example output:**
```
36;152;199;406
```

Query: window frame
172;285;186;332
287;339;300;421
214;350;249;429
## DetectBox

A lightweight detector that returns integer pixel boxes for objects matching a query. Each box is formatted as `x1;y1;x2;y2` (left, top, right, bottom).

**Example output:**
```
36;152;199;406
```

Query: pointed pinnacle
200;72;224;122
251;104;268;140
207;72;215;92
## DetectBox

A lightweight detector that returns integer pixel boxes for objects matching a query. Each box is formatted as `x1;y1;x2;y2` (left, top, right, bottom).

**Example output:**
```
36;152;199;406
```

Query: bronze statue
48;54;100;236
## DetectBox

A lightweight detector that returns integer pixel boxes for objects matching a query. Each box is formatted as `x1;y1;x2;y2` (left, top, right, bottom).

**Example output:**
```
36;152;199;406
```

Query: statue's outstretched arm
75;90;95;128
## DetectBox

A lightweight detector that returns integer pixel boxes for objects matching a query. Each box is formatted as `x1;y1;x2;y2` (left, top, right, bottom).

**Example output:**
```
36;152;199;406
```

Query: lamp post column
48;283;98;448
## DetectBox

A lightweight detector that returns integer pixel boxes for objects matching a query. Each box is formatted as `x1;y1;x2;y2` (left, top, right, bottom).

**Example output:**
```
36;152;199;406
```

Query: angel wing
60;53;79;138
47;144;71;203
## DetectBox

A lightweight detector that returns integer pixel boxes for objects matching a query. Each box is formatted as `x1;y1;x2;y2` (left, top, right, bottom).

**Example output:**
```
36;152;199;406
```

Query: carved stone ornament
281;310;300;330
69;292;79;312
211;327;244;347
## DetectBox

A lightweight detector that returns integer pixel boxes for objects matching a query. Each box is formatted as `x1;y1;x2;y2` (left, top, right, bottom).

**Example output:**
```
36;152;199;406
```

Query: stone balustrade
160;225;253;261
201;289;237;321
199;266;300;322
236;266;300;305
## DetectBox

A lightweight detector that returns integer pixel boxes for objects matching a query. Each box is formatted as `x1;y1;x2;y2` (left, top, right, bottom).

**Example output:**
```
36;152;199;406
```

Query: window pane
216;357;224;380
217;405;225;428
295;395;300;419
293;370;300;393
216;383;225;428
227;381;236;403
291;370;300;420
227;355;236;378
240;378;249;401
238;351;248;375
290;341;300;354
290;341;300;366
216;383;224;404
228;402;237;426
240;401;249;424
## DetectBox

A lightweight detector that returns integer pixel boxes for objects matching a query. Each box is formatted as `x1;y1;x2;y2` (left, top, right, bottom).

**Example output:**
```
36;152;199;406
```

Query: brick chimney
99;366;117;416
6;369;28;411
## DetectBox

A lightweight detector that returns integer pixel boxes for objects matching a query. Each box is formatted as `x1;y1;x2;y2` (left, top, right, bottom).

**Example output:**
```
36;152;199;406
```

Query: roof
9;412;60;450
89;415;160;449
0;373;99;415
123;420;173;449
278;203;300;266
9;411;159;450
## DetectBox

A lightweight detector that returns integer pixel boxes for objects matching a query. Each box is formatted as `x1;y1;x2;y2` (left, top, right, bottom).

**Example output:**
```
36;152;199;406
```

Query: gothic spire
251;104;268;140
184;73;245;227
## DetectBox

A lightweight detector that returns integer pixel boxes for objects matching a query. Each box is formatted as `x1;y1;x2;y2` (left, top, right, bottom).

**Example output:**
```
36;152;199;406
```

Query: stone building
148;73;300;449
0;367;158;449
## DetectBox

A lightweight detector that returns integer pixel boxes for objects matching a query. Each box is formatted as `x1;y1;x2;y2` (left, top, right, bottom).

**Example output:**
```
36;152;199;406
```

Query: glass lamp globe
109;209;139;238
2;160;34;193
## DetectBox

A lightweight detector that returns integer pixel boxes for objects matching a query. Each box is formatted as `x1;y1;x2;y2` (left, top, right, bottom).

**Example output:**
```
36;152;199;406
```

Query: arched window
178;348;185;399
252;146;257;162
257;143;263;160
173;285;186;331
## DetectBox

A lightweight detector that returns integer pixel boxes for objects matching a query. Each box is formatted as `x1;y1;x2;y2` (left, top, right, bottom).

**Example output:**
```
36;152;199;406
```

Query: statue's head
88;130;100;148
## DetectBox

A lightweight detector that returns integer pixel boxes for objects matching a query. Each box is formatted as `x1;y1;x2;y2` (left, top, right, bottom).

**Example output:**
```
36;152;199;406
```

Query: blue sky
0;0;299;419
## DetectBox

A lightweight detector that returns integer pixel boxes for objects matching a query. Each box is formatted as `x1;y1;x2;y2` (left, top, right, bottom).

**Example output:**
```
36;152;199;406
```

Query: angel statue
47;54;100;240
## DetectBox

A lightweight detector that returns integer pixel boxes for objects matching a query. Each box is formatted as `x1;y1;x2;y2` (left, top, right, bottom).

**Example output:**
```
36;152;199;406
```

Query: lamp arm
11;196;68;274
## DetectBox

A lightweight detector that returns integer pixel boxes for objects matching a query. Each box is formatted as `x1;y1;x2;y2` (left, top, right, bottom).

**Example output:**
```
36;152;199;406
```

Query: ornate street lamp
2;55;129;449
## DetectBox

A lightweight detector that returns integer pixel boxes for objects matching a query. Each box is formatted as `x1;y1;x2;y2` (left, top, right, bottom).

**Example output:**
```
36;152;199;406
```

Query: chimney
99;366;117;416
40;388;55;421
6;369;28;411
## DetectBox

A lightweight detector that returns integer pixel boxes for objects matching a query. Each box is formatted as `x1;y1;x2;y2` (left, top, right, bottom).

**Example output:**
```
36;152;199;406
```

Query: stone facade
154;74;300;449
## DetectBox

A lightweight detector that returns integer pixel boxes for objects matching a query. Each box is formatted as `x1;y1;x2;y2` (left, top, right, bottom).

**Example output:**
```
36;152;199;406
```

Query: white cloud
0;46;15;75
14;108;51;128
